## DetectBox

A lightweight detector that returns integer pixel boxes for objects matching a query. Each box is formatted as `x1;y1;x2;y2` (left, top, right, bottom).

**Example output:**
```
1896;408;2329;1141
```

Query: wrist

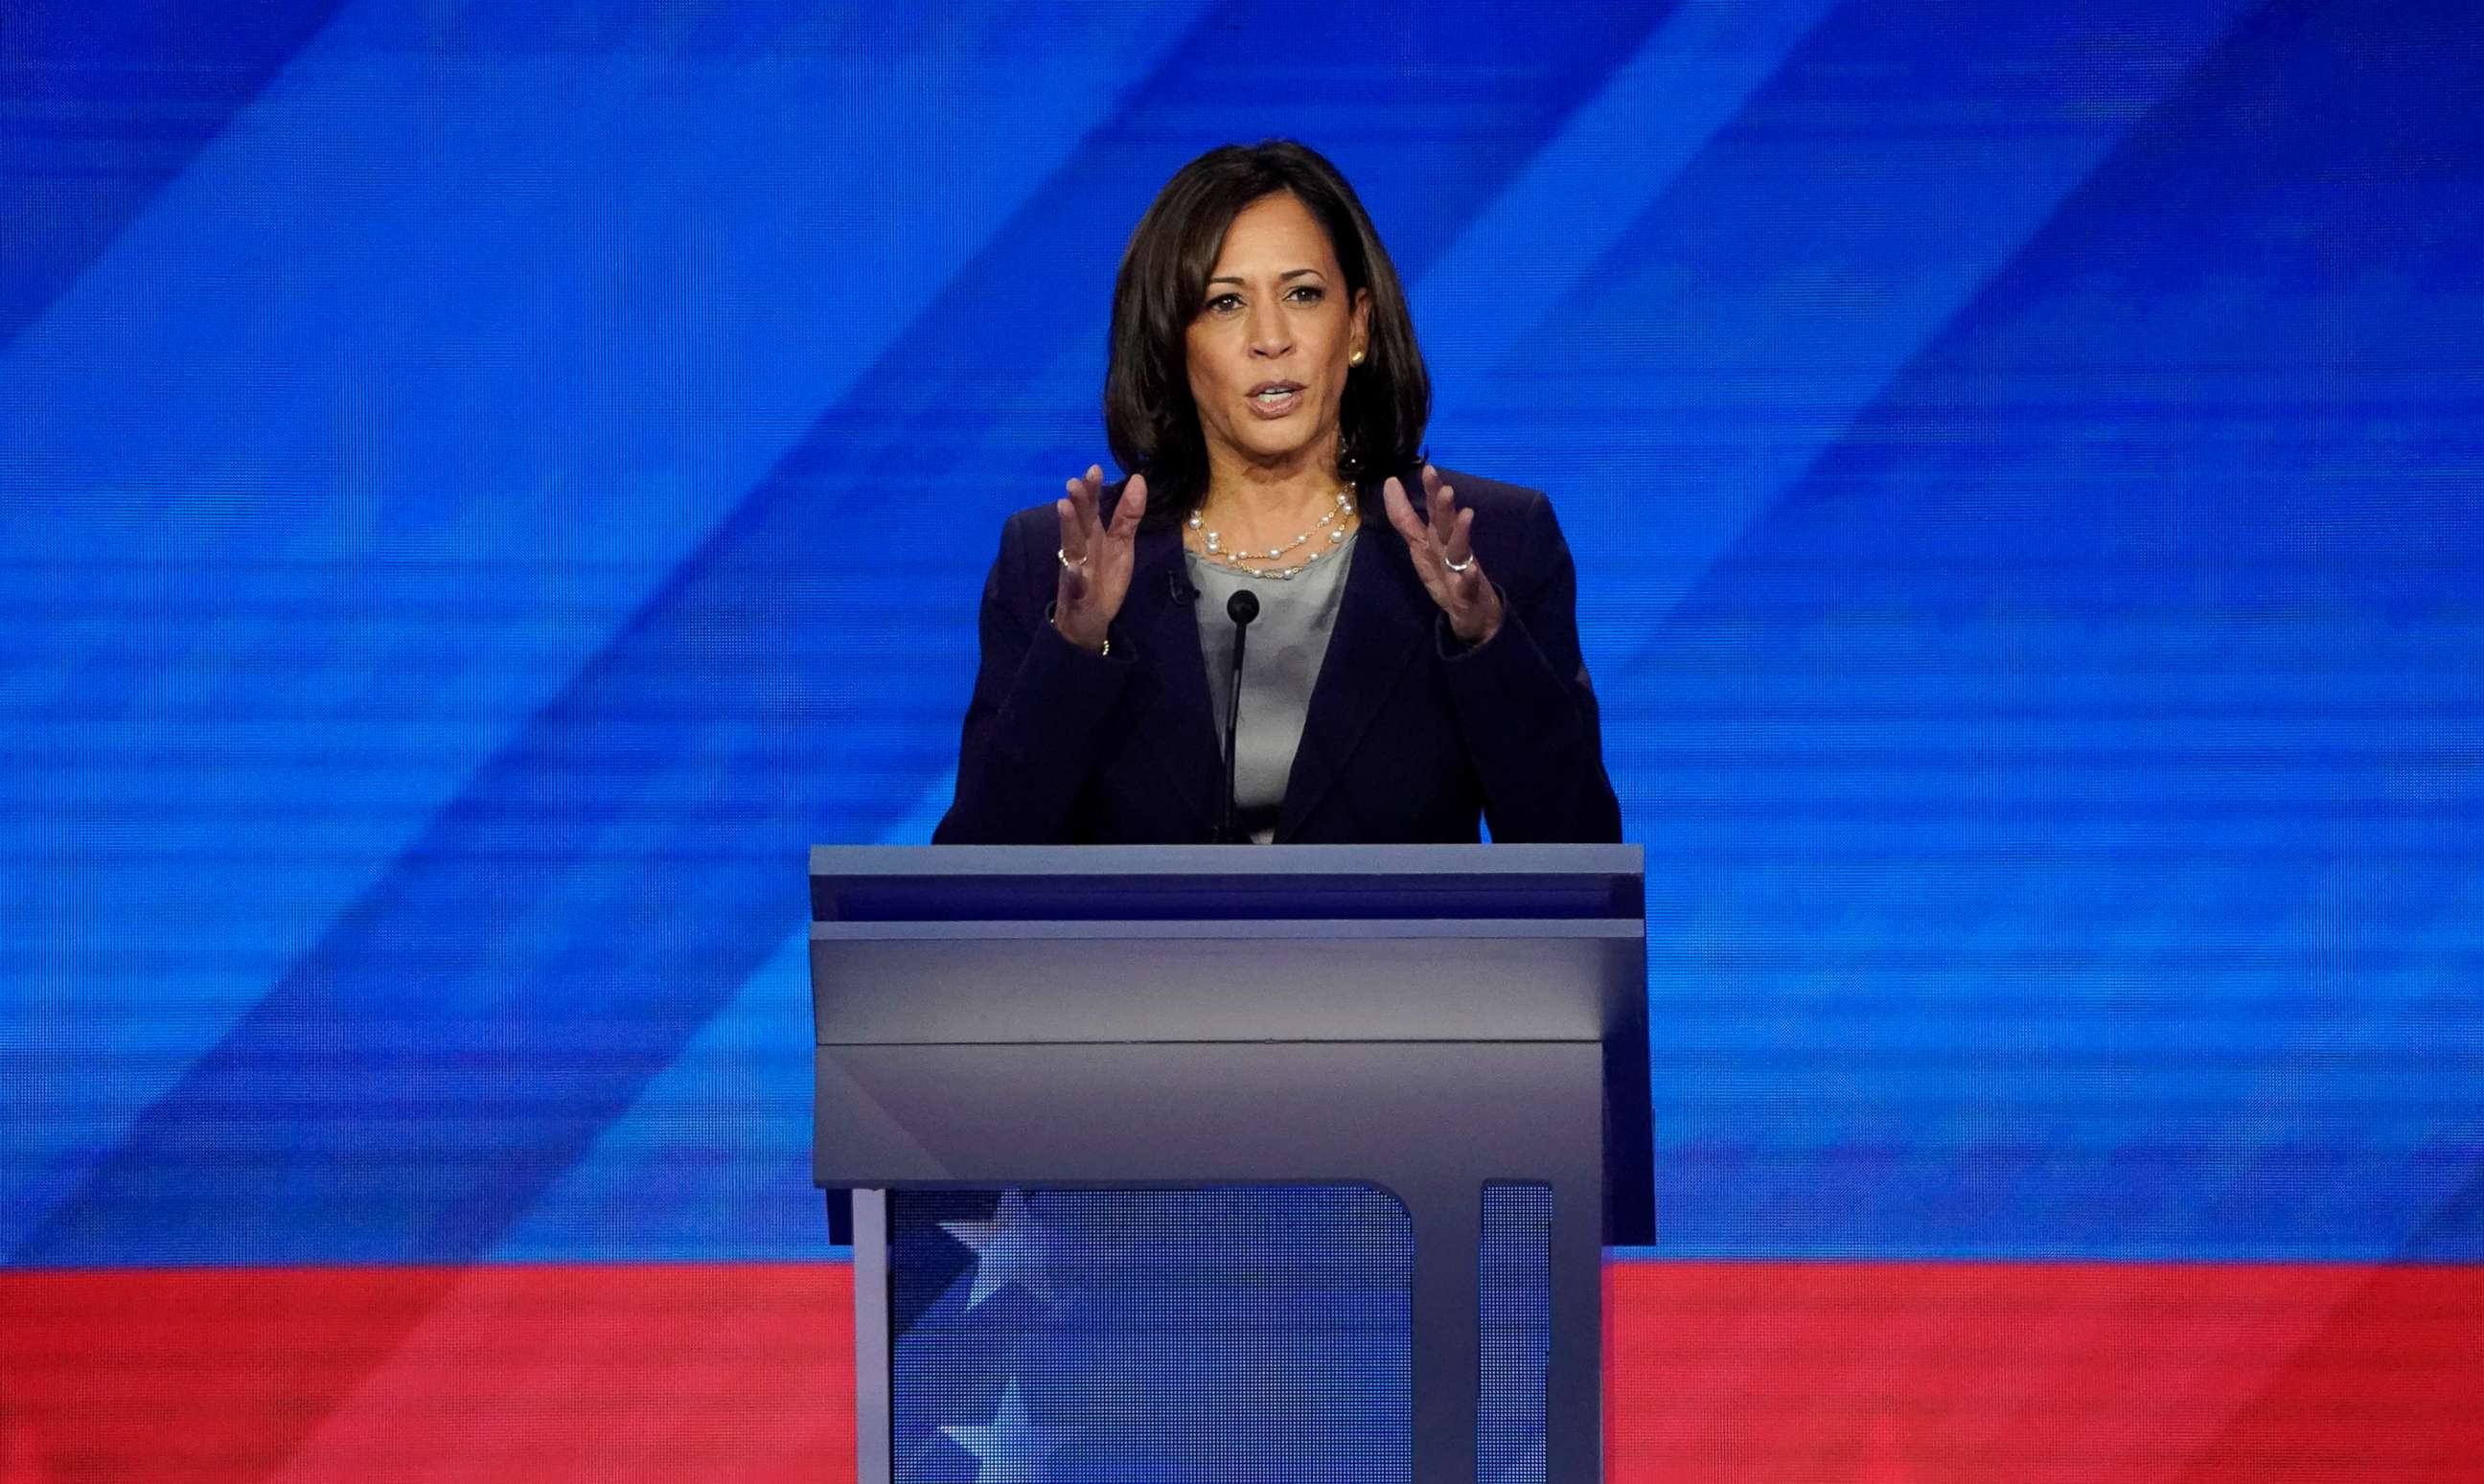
1455;599;1504;648
1053;617;1111;656
1042;596;1112;655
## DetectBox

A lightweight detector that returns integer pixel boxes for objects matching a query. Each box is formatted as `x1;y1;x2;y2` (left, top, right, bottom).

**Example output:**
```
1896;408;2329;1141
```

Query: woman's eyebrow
1205;267;1327;286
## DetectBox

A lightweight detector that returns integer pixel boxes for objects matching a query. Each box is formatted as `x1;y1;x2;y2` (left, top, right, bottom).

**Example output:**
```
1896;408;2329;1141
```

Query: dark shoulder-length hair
1104;140;1429;524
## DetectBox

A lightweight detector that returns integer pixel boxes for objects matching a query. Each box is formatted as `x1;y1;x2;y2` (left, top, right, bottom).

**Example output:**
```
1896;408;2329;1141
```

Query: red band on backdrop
6;1261;2476;1482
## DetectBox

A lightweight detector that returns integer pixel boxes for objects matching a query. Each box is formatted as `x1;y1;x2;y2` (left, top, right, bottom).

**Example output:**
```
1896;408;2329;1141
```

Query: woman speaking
935;139;1620;846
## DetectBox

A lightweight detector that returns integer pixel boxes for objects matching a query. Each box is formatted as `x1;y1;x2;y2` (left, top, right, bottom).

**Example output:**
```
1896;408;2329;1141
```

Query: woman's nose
1246;304;1292;356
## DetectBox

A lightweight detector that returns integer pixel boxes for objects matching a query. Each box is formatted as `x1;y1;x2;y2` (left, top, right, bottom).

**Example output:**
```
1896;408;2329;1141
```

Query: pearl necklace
1186;490;1357;581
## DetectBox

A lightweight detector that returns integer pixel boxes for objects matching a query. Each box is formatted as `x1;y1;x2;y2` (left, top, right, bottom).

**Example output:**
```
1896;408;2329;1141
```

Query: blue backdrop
5;0;2478;1289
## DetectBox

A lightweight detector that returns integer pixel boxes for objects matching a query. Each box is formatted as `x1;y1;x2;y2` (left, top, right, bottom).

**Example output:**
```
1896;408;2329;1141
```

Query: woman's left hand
1382;465;1504;646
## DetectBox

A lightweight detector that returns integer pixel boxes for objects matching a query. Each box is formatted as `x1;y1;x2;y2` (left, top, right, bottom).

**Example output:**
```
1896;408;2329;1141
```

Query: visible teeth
1255;387;1295;401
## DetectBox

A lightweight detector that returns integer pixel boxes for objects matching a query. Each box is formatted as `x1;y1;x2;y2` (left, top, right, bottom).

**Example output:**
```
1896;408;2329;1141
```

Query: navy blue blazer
932;468;1622;845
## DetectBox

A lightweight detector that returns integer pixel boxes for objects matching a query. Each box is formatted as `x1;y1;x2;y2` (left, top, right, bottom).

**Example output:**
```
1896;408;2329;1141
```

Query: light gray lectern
810;843;1651;1484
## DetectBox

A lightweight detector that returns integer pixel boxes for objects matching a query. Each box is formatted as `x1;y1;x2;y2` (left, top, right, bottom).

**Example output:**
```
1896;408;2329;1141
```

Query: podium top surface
809;843;1658;1244
809;843;1644;924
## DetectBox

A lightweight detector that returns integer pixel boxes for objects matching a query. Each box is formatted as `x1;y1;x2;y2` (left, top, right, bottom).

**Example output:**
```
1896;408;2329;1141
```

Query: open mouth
1249;381;1305;414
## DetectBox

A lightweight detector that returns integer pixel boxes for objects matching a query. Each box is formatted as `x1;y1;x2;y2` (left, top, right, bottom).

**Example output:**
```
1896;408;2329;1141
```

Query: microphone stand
1220;588;1258;844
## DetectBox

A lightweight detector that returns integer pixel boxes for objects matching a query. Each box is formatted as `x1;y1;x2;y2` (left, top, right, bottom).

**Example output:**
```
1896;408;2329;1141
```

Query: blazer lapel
1126;524;1224;833
1276;517;1431;840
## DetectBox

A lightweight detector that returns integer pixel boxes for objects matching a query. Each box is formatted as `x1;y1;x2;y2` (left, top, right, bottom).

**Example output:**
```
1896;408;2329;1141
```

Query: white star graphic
940;1381;1062;1483
939;1189;1055;1308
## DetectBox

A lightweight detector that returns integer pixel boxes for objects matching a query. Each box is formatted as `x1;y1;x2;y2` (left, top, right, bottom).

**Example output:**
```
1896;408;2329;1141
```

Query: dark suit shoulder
980;499;1094;632
996;498;1058;549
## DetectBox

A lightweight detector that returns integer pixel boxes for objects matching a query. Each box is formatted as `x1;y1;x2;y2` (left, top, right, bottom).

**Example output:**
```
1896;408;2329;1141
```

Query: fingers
1416;465;1483;577
1060;465;1141;619
1381;475;1429;548
1056;488;1089;564
1444;506;1478;572
1423;465;1457;537
1067;465;1152;550
1108;471;1147;540
1053;494;1090;600
1061;465;1110;554
1071;466;1103;542
1382;466;1492;640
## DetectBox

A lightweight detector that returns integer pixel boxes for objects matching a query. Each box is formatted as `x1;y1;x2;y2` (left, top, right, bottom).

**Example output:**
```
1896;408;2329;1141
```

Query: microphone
1220;589;1259;844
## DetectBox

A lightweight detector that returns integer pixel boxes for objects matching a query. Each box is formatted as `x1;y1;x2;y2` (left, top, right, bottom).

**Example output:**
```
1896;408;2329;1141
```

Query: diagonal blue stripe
0;0;346;351
1457;0;2264;665
1609;0;2484;1259
1419;0;1847;424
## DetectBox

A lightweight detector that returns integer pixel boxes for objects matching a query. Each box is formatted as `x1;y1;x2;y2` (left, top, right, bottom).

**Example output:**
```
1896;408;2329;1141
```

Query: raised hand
1053;466;1148;652
1382;465;1503;646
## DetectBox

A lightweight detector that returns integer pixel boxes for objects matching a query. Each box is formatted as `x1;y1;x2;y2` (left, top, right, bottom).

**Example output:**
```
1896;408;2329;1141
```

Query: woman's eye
1287;285;1324;304
1206;293;1242;313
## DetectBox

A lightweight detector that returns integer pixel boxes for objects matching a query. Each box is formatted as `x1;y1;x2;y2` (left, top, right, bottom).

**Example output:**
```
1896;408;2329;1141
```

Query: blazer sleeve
932;508;1138;843
1437;489;1624;843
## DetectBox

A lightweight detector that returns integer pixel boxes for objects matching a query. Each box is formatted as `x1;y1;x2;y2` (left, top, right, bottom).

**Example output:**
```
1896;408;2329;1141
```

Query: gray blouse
1185;531;1360;843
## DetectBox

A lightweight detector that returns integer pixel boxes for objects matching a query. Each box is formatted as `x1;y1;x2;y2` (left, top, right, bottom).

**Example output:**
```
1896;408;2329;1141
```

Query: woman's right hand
1052;466;1147;652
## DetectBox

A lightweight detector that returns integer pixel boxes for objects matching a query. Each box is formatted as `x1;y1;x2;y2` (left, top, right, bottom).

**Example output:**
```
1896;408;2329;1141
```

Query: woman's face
1184;192;1370;484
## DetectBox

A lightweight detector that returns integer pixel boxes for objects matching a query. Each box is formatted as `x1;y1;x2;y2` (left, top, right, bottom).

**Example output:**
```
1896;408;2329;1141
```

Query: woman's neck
1198;445;1348;543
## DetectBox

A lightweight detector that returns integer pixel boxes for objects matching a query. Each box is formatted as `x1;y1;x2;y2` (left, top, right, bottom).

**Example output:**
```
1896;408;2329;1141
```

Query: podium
810;844;1650;1484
